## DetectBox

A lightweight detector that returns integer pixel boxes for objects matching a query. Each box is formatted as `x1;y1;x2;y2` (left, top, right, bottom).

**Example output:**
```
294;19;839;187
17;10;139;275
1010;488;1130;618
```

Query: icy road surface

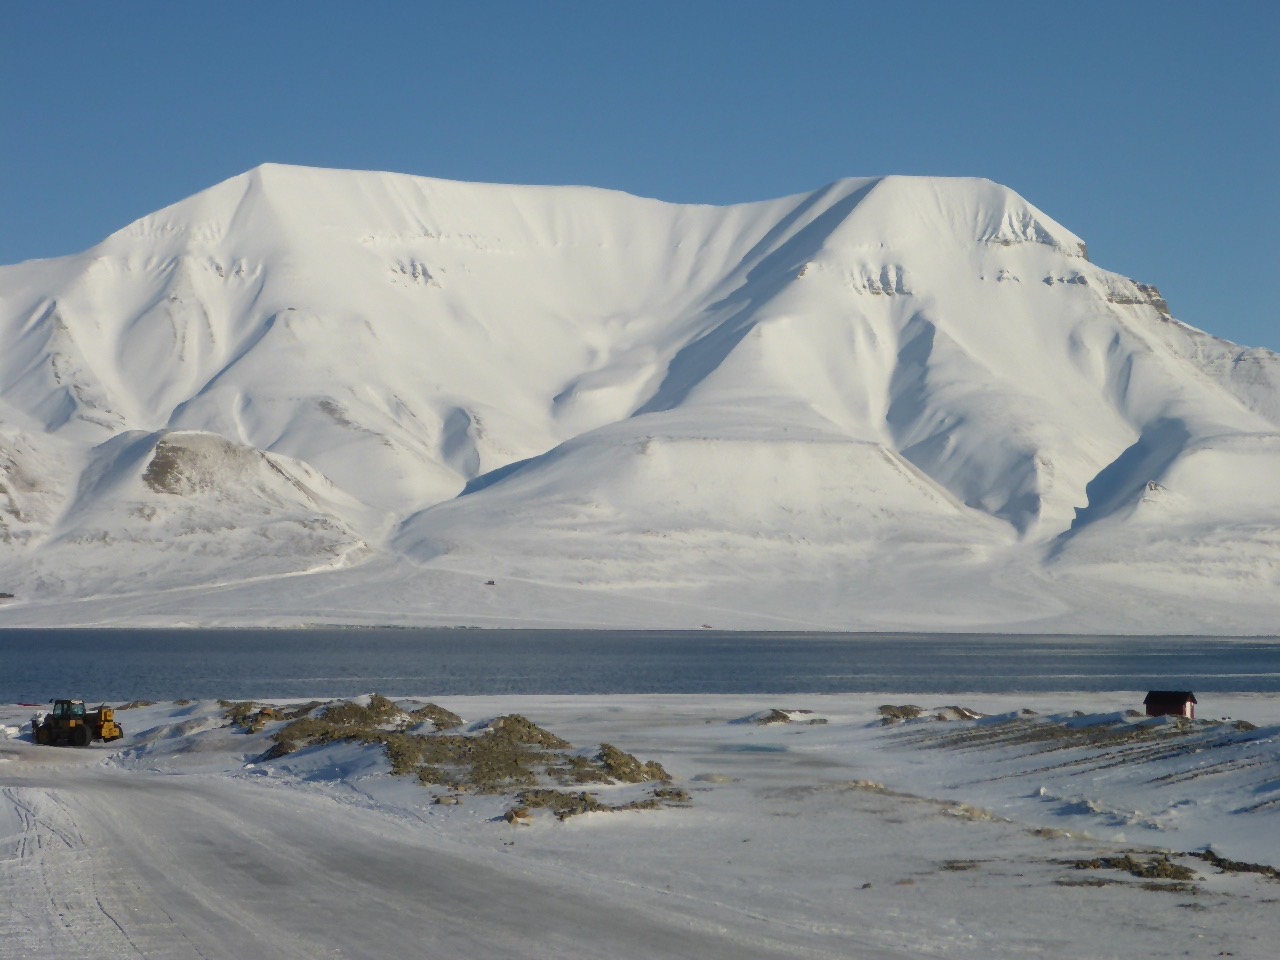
1;765;811;959
3;693;1279;958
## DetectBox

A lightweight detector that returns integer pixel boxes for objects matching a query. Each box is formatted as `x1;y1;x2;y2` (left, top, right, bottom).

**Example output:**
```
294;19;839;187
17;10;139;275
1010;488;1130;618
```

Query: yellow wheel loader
32;699;124;746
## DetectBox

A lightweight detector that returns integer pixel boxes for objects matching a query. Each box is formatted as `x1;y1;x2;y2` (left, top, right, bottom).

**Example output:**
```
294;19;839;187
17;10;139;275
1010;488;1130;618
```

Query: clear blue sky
3;2;1276;349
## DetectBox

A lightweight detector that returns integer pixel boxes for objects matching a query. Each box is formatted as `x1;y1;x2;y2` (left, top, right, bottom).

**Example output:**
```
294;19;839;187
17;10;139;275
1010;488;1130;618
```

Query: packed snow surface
3;693;1279;958
1;164;1279;630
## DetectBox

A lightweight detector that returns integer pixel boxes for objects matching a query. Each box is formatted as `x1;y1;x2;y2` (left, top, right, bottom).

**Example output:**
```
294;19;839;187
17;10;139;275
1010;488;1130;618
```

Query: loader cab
50;700;85;720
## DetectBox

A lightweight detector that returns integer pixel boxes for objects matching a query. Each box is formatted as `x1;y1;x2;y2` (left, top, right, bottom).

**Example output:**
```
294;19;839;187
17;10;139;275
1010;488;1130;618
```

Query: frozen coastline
3;691;1278;958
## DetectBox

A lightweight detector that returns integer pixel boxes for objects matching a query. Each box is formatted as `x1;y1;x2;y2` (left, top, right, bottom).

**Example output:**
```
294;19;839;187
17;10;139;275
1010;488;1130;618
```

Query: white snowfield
2;693;1278;958
1;165;1278;630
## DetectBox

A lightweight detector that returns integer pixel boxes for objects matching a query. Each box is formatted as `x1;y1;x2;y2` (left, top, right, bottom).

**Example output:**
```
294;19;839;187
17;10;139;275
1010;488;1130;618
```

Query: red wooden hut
1144;691;1197;719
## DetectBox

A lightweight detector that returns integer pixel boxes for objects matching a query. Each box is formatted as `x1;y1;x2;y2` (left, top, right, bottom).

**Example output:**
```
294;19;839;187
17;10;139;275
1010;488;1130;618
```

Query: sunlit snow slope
1;165;1277;630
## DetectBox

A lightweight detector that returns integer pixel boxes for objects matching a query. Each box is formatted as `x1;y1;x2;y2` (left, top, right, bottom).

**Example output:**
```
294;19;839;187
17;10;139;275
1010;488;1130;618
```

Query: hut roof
1143;690;1197;704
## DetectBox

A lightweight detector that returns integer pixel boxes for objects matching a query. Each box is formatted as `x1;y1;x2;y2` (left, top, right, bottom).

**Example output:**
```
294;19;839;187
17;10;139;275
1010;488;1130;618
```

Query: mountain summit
1;165;1277;630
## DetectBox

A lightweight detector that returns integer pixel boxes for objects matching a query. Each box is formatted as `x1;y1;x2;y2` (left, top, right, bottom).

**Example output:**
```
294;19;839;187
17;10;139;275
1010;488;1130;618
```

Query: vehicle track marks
0;781;212;959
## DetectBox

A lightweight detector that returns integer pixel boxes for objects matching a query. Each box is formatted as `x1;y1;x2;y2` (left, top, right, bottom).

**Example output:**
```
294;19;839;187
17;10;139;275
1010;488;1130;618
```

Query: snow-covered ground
2;165;1279;633
3;692;1278;958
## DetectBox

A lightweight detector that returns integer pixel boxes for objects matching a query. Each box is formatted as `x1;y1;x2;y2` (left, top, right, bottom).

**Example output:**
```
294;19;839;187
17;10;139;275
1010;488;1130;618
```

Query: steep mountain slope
0;164;1276;630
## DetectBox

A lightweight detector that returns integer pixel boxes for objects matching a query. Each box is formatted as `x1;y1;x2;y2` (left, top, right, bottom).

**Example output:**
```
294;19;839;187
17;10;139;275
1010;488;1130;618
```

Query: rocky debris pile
1062;853;1202;893
878;704;987;724
237;694;687;823
739;708;829;726
221;698;329;735
878;704;926;723
507;785;692;823
1190;849;1280;880
932;705;985;721
1069;854;1197;881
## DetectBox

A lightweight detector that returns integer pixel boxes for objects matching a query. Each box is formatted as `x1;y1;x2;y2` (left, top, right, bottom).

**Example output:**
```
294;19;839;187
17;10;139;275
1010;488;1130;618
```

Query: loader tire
74;725;91;747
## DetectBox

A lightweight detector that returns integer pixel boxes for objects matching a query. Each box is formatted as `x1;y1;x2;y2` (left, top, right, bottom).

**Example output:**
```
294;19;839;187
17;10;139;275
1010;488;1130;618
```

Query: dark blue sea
2;629;1278;703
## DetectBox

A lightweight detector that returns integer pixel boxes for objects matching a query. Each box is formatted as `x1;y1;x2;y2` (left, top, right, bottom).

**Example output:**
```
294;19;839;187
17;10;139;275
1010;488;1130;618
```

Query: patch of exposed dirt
258;697;687;822
737;708;828;726
142;441;188;494
1140;881;1199;894
595;742;669;782
1055;876;1122;888
1068;854;1197;881
755;709;794;725
409;703;462;730
878;704;925;723
219;700;261;727
1189;849;1280;881
933;705;985;721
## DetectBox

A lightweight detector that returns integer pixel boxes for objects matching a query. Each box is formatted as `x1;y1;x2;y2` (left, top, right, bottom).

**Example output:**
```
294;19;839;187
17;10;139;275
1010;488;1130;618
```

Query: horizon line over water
2;629;1278;703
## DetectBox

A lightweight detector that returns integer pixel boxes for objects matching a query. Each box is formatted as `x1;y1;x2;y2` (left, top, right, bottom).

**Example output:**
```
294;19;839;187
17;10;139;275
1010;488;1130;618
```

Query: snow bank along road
2;693;1279;958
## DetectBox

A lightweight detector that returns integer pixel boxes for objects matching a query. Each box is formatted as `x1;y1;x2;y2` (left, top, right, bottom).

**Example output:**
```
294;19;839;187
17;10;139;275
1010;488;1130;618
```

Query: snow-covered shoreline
4;691;1277;957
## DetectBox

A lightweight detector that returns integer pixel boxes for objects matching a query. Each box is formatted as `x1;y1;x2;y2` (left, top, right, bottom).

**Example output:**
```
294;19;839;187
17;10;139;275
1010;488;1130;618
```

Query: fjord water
2;630;1278;703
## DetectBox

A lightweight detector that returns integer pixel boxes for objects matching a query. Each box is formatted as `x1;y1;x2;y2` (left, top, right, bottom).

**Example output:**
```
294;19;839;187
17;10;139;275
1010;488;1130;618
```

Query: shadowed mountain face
1;165;1277;630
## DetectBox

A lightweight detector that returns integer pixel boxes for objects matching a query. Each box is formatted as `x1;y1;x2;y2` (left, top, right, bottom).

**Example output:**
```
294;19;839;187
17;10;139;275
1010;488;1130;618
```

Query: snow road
0;754;857;960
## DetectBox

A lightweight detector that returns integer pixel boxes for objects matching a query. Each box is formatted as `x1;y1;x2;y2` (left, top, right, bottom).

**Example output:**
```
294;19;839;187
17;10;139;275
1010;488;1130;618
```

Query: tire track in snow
1;784;142;957
0;781;211;960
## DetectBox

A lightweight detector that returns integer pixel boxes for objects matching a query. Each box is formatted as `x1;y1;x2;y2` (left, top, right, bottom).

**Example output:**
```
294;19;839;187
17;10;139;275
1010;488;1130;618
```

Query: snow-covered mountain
1;164;1277;630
